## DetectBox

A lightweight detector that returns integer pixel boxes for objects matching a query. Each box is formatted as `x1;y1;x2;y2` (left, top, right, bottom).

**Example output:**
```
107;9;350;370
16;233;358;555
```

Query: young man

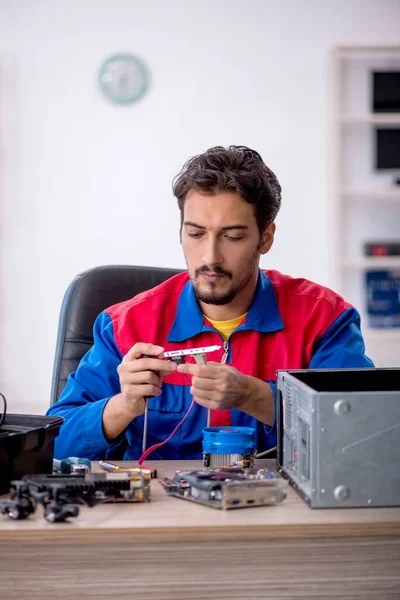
48;145;373;460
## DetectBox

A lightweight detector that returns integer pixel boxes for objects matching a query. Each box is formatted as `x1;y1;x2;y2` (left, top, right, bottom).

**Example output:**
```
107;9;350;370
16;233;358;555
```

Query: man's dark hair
172;145;282;235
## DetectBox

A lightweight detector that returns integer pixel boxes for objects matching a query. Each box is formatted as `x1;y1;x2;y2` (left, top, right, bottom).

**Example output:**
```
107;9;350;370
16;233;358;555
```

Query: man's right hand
117;343;177;411
102;343;177;441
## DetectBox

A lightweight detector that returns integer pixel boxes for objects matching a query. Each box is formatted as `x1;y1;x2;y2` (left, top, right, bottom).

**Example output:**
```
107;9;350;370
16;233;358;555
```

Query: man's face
181;190;275;306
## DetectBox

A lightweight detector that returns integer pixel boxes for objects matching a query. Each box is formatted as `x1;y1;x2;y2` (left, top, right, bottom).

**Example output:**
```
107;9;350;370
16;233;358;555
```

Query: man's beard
191;254;259;306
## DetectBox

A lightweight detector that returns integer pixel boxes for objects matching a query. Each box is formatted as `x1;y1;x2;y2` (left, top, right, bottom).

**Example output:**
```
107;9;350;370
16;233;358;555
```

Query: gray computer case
276;368;400;508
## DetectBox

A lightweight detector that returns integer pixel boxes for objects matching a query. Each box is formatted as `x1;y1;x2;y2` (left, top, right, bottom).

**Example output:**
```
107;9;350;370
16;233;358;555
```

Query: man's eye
225;236;243;242
188;232;204;239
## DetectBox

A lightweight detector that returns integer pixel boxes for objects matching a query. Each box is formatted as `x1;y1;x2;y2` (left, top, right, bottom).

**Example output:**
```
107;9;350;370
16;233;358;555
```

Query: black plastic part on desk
0;414;64;495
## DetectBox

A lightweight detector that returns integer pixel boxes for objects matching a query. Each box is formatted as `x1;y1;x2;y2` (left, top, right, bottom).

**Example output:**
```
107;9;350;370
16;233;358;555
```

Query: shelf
341;257;400;269
338;114;400;125
333;47;400;367
341;189;400;201
335;46;400;54
363;327;400;341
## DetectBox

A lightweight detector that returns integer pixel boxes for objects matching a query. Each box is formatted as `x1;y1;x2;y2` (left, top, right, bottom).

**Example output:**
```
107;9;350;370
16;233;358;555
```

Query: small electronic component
53;456;91;474
202;426;257;468
161;345;221;365
99;460;157;478
0;469;151;523
160;468;288;510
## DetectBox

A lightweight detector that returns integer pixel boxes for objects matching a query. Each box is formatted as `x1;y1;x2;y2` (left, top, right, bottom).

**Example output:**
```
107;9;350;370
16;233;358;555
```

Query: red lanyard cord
138;374;194;465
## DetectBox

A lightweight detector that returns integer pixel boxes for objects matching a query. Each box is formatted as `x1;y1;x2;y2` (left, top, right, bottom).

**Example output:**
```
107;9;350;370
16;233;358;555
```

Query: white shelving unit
332;46;400;367
341;188;400;201
340;114;400;124
341;257;400;269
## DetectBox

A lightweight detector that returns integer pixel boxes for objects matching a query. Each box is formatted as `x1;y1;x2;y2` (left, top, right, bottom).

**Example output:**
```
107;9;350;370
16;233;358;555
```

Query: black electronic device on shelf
372;71;400;113
375;128;400;170
364;241;400;257
372;71;400;179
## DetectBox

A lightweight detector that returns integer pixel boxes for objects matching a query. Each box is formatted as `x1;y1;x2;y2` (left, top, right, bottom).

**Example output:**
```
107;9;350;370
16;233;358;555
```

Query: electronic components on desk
0;469;152;523
99;460;157;478
160;467;287;510
202;426;257;468
53;456;91;474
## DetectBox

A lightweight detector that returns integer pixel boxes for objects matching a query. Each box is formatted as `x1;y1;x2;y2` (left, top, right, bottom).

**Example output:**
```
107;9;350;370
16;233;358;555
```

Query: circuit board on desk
160;468;288;510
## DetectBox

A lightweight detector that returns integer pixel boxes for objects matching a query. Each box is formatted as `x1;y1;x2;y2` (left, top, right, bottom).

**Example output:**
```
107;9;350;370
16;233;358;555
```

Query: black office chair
50;265;182;406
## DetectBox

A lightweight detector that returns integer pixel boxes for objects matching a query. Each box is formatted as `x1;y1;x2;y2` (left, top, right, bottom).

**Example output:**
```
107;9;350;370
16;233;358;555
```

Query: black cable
0;393;7;428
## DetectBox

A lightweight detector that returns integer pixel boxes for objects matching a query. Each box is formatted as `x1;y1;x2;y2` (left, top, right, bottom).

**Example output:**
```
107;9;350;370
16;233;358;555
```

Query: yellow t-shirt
206;313;247;341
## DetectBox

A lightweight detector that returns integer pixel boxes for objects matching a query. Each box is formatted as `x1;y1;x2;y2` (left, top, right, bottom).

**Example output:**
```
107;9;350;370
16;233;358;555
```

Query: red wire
138;374;194;465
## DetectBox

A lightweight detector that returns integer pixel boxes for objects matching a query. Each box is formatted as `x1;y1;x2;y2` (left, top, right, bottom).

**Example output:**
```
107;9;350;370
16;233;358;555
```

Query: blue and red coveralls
47;269;374;460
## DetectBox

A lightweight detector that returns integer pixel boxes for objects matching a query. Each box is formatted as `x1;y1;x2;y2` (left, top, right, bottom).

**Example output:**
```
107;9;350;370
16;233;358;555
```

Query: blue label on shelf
365;270;400;328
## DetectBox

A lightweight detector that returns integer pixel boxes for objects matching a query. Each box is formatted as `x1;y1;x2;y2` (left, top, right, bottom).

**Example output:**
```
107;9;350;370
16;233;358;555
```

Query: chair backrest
50;265;182;406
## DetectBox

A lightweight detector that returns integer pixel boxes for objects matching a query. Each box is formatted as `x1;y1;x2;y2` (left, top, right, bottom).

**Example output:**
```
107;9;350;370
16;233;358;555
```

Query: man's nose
202;238;223;266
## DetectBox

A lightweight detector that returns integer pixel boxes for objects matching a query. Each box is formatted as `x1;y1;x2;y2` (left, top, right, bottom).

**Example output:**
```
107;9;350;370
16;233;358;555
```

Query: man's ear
260;223;276;255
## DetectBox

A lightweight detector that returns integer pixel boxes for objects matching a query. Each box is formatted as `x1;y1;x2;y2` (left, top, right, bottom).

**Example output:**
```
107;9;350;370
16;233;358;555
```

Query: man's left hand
177;361;250;411
177;360;275;426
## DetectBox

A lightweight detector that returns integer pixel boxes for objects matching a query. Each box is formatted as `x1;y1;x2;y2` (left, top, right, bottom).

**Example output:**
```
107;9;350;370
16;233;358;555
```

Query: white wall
1;0;399;414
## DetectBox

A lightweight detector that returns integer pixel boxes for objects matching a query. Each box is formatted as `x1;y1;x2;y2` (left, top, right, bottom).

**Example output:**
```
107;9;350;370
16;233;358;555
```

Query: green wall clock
98;53;149;105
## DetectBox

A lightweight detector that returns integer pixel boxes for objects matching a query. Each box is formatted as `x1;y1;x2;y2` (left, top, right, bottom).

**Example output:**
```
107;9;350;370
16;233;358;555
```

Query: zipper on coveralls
221;340;229;364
